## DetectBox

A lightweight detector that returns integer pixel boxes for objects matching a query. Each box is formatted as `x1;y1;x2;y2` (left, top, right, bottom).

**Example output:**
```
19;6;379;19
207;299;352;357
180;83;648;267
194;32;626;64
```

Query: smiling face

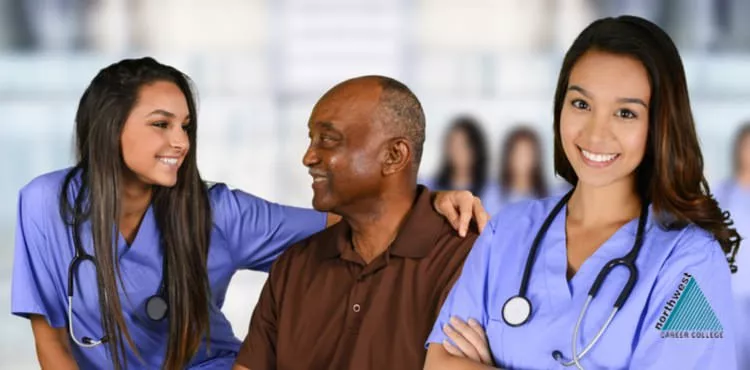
559;50;651;189
120;80;191;187
302;78;390;213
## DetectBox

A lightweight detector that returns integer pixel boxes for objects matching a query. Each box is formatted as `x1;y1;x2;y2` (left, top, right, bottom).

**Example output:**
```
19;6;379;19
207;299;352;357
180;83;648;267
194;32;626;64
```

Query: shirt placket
344;254;389;333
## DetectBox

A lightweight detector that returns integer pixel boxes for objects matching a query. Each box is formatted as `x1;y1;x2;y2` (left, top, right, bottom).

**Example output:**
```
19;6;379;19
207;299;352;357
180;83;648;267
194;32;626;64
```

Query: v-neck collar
116;205;157;259
541;204;654;305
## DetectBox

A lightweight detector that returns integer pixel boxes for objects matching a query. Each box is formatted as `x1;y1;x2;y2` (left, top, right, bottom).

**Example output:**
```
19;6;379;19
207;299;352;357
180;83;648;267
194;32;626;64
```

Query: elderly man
233;76;481;370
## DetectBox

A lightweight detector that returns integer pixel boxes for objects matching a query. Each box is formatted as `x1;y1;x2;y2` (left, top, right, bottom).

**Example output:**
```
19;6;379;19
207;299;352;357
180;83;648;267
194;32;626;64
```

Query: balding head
302;76;426;213
317;76;426;167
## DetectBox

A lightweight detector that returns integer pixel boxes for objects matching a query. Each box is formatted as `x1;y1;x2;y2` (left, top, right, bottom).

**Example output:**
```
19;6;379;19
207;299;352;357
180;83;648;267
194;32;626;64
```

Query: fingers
443;322;481;362
446;317;493;365
468;318;493;365
443;317;482;362
442;339;465;357
433;190;482;237
433;192;461;231
472;196;489;234
467;318;487;342
456;191;474;237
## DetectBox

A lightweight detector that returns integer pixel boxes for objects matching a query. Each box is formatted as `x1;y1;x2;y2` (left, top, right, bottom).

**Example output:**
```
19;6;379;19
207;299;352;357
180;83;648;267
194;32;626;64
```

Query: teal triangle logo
655;272;723;333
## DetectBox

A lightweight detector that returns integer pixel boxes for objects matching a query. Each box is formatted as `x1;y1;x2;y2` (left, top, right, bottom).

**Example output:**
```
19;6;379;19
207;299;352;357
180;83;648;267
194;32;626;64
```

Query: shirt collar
318;185;448;260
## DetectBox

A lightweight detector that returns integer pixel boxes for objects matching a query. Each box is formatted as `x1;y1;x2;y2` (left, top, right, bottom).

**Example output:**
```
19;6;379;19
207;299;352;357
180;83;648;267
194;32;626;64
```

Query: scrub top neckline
116;205;156;259
542;204;647;304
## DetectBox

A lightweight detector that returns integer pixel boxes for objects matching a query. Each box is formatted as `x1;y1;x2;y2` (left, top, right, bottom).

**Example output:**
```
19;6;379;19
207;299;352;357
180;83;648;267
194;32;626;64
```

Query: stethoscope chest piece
502;295;532;327
146;294;169;321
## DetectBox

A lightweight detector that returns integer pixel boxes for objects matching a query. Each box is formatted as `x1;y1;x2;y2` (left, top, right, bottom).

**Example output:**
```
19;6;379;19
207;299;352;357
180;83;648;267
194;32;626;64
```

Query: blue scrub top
11;168;326;369
428;195;737;369
715;180;750;370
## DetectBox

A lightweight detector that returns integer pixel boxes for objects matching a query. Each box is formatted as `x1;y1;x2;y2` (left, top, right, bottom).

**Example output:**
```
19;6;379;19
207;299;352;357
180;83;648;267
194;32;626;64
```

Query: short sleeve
629;234;737;369
11;186;67;328
425;221;496;347
235;245;298;369
210;184;326;272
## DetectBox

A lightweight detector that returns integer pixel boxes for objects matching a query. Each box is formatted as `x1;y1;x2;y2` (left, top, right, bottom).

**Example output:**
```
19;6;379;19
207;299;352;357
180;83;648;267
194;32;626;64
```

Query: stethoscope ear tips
552;350;563;360
730;265;738;274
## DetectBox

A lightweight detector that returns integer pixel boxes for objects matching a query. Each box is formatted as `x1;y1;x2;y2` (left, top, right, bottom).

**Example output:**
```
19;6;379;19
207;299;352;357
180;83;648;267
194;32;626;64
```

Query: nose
170;125;189;152
302;145;320;167
582;110;612;144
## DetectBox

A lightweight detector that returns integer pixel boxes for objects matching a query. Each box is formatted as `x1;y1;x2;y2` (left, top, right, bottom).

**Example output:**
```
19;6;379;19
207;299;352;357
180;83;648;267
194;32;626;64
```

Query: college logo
655;272;723;339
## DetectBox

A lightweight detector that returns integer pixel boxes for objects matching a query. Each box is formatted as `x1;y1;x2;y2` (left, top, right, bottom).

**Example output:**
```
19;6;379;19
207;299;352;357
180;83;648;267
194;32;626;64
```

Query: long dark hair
732;122;750;177
553;16;741;269
59;57;212;369
499;125;548;199
435;115;489;196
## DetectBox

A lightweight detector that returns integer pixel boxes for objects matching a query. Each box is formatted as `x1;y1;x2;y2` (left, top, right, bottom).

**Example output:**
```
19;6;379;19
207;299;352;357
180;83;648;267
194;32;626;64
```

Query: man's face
302;80;389;213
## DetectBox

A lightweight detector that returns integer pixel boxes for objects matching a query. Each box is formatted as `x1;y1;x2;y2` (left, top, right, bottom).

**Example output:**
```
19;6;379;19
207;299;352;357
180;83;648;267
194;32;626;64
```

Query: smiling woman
120;82;191;190
10;57;326;370
424;15;740;370
10;57;488;370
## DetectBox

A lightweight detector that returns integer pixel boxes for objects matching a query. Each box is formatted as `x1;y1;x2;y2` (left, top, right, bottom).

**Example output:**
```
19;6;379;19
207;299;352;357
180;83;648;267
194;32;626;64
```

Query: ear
382;137;412;176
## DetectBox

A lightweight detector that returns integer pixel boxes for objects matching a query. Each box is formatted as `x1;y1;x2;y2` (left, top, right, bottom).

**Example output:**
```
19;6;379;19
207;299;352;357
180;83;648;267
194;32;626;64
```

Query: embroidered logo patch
655;272;723;339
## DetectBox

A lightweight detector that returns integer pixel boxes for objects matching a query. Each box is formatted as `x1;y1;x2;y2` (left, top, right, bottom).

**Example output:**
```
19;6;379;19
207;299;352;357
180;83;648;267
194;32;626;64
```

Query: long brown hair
498;125;548;199
552;16;741;270
59;57;212;369
435;115;489;196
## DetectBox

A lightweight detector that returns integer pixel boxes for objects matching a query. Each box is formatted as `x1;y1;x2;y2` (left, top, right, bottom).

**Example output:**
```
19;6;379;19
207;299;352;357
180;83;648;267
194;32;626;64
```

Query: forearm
30;316;78;370
426;357;498;370
35;340;78;370
424;344;499;370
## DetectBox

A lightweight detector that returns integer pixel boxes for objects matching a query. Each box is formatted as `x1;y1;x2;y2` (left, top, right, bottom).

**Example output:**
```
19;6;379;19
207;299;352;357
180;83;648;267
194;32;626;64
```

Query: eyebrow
147;109;176;118
568;85;648;108
146;109;191;123
617;97;649;108
310;121;340;133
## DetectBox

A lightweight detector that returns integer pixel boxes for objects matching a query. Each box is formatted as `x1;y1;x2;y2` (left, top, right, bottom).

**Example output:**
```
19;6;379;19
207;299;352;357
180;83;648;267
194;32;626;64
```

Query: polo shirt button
352;304;361;312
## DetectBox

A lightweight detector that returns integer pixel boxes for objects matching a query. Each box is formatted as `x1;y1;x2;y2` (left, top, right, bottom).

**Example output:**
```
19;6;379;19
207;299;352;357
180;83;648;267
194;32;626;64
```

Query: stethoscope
501;190;649;369
66;222;169;348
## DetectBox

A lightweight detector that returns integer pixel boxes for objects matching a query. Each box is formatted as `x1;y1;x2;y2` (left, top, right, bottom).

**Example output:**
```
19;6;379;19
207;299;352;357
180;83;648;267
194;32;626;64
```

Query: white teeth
158;157;178;165
581;149;617;163
312;177;326;183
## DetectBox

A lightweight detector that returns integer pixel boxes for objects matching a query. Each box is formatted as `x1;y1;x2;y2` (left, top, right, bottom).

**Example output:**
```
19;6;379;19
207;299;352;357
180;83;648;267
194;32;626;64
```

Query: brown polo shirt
235;186;478;370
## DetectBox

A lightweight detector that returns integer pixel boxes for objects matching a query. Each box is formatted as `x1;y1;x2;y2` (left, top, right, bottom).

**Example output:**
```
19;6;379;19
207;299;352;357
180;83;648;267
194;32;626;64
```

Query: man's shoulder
420;208;479;263
271;222;344;271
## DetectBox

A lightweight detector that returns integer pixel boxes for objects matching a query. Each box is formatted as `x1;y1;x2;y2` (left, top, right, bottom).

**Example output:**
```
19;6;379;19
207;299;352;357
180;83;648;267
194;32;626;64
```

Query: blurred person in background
715;122;750;370
497;125;549;207
10;57;486;370
426;115;501;216
424;15;740;369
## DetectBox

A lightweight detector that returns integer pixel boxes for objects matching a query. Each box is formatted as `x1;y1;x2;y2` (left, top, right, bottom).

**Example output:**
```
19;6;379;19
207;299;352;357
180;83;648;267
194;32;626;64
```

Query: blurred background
2;0;750;368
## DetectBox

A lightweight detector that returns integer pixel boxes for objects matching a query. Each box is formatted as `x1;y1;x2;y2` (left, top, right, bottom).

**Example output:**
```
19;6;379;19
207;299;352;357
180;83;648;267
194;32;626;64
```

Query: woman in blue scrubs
425;16;741;369
10;57;483;370
715;122;750;369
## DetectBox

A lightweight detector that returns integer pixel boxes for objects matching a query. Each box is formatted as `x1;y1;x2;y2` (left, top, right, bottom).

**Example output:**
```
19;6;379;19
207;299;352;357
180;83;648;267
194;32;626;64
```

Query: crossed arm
424;317;499;370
